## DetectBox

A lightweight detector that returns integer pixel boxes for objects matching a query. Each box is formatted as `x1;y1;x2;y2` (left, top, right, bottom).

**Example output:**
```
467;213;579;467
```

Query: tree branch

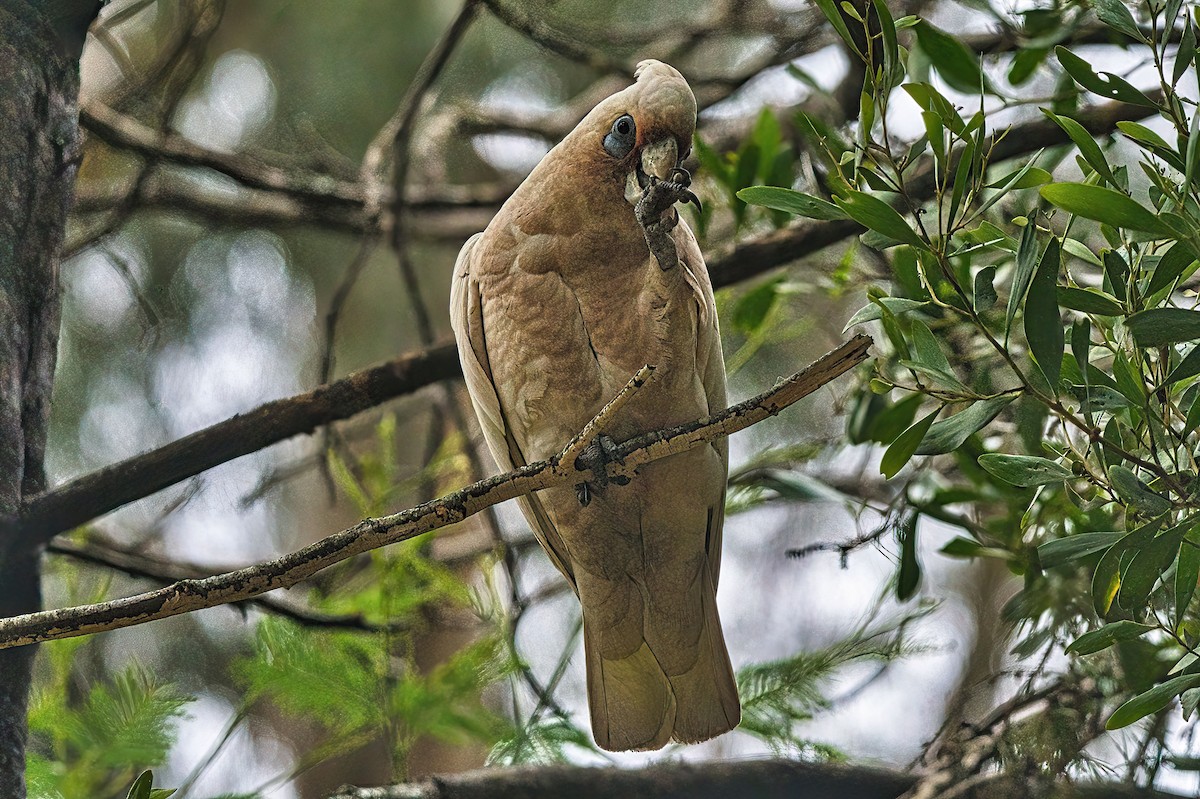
0;335;870;649
324;758;1192;799
17;343;462;544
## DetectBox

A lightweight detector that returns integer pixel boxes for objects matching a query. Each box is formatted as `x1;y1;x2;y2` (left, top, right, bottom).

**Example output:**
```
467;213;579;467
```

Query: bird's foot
635;167;701;228
573;433;630;507
636;167;700;272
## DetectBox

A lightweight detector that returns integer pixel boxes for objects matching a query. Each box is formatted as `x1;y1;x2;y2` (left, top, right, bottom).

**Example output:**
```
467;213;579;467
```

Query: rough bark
325;760;1190;799
0;1;98;795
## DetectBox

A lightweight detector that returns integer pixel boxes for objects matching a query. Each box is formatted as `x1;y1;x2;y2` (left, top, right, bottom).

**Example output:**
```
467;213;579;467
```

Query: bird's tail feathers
583;581;740;751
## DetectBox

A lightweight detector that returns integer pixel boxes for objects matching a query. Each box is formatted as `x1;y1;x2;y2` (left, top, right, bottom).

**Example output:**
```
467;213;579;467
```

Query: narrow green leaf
867;392;924;444
1110;465;1173;516
1168;346;1200;385
1176;540;1200;623
1092;543;1124;616
812;0;863;56
732;277;783;333
126;772;153;799
1175;21;1196;85
870;0;900;89
910;319;953;375
1056;286;1124;316
915;21;989;93
1093;0;1146;41
1040;183;1173;236
736;186;849;221
974;265;998;311
1056;46;1156;106
844;297;928;330
1147;240;1197;296
1067;621;1156;655
1103;249;1129;301
1072;319;1092;377
1041;109;1117;184
1126;308;1200;347
1007;220;1039;339
1120;523;1187;609
916;396;1014;456
881;407;941;478
834;191;928;249
1117;121;1172;152
1107;674;1200;729
902;83;966;135
897;513;921;600
1025;237;1064;387
978;453;1072;486
1039;531;1125;568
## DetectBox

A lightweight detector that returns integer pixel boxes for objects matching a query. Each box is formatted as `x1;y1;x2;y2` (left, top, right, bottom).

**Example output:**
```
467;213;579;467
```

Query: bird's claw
573;433;628;507
635;169;701;229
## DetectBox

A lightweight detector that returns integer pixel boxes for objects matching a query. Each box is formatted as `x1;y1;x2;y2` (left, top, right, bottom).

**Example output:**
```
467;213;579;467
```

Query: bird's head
576;60;697;206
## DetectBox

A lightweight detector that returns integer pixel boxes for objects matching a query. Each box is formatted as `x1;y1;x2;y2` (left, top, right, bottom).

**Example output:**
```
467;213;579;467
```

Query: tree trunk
0;1;98;795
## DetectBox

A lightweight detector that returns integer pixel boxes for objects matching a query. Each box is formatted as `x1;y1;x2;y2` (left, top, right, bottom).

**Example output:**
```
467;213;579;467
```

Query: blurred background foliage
23;0;1200;795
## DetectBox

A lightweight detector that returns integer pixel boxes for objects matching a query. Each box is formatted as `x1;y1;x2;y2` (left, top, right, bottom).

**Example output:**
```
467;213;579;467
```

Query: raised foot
573;433;630;507
635;167;701;272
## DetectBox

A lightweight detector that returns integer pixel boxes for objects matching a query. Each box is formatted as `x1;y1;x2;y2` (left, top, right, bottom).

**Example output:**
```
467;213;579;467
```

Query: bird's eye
603;114;636;158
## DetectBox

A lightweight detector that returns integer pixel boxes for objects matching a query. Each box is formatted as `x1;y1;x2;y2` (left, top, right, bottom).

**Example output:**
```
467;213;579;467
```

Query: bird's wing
449;233;578;591
678;221;729;589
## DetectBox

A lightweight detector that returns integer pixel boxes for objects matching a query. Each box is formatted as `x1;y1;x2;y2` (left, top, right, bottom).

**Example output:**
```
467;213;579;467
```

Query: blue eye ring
603;114;636;158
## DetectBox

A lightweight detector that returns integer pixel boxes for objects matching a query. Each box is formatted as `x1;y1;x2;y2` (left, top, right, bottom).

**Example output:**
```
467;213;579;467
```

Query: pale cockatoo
450;59;738;751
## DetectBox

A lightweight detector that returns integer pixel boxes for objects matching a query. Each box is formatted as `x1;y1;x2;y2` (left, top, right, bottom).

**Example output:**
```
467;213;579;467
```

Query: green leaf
1147;239;1198;297
1119;523;1188;609
1038;531;1125;568
1093;0;1147;42
1126;308;1200;347
1176;539;1200;623
978;453;1072;486
126;772;153;799
834;191;927;249
915;21;989;93
1109;465;1173;516
897;513;921;600
1066;621;1156;655
735;186;848;221
1007;220;1039;339
1175;20;1196;84
844;297;928;330
909;319;954;376
916;395;1015;455
866;392;924;444
940;536;1015;560
1055;46;1155;106
1168;346;1200;385
1056;286;1124;316
1041;110;1117;185
1040;183;1173;236
870;0;901;89
973;266;998;311
812;0;863;56
1107;673;1200;729
1009;47;1047;85
1103;249;1129;301
733;277;783;333
902;83;966;135
881;407;941;478
1025;237;1064;387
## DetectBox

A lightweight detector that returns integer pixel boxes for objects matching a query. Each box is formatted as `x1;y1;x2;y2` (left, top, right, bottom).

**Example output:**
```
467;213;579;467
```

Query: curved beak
639;137;678;181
